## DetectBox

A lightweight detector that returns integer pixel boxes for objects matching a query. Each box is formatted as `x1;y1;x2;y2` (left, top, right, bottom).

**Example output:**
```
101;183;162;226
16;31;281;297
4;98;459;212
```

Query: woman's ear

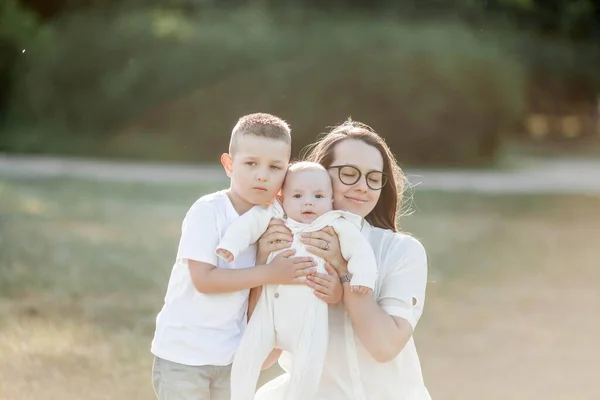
220;153;233;177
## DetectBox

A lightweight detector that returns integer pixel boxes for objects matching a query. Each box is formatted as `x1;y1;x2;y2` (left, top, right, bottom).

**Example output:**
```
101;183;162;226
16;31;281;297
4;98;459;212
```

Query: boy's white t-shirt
151;190;257;366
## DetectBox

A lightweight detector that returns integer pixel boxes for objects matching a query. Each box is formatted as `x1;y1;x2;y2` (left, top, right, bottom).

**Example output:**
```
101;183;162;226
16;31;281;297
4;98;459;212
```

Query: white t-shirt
151;190;257;366
274;221;431;399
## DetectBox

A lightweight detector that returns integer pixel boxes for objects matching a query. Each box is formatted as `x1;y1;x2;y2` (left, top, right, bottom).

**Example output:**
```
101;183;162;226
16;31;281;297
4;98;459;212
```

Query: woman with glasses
254;119;431;399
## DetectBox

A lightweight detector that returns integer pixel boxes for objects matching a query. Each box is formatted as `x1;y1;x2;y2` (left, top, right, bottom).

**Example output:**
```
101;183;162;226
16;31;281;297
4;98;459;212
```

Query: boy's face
282;169;333;224
222;134;290;210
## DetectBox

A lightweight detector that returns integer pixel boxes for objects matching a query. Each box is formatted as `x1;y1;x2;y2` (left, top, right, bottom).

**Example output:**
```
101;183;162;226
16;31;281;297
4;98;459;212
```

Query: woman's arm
342;285;413;363
303;229;428;363
344;237;428;362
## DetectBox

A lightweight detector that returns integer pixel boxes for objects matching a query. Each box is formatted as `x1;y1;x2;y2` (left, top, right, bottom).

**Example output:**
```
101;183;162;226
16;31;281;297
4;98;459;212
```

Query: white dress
257;222;432;400
216;201;378;400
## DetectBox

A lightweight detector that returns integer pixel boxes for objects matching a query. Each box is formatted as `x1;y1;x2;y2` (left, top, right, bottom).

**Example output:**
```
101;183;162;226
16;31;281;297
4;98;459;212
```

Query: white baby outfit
216;201;378;400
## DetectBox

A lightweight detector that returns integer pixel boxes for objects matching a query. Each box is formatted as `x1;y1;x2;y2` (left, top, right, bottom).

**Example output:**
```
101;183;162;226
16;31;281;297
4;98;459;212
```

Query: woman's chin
335;201;369;218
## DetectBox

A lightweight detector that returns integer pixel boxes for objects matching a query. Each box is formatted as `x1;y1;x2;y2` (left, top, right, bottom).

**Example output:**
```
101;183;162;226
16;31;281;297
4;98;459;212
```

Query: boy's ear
220;153;233;177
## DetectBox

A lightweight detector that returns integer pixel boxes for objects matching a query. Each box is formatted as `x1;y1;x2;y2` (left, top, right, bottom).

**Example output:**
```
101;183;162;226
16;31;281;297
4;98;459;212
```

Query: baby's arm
330;218;378;294
181;201;277;294
216;205;274;262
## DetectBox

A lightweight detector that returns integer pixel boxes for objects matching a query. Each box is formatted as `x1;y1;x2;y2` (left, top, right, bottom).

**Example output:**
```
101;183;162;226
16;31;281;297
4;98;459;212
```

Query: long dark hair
301;119;405;232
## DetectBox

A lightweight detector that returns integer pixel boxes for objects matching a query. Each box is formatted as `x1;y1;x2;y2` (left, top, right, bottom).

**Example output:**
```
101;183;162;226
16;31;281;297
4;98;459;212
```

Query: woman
255;119;430;399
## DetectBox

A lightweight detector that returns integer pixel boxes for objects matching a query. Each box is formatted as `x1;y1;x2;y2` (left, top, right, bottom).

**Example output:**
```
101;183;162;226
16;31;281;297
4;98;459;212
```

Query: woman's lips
345;196;367;204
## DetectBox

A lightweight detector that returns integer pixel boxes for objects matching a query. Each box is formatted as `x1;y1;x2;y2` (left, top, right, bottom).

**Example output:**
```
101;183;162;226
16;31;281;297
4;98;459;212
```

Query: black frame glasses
328;165;388;191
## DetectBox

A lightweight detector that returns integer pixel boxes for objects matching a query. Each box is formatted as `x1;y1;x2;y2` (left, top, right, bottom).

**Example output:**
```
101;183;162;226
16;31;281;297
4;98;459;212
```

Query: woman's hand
257;218;293;265
301;226;348;275
307;262;343;304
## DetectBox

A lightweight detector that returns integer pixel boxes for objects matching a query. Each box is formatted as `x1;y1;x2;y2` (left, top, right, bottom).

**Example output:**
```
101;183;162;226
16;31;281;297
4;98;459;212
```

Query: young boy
150;113;317;400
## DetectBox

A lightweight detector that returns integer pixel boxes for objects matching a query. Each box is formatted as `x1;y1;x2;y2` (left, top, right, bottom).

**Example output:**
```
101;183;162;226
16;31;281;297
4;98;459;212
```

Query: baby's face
281;169;333;223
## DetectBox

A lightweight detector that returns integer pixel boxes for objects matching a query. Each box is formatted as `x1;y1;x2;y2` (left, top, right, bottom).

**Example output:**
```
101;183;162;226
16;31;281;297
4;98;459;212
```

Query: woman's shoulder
369;226;426;259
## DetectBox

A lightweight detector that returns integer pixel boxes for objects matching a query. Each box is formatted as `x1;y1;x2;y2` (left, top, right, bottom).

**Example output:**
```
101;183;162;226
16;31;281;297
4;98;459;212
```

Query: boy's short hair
229;113;291;154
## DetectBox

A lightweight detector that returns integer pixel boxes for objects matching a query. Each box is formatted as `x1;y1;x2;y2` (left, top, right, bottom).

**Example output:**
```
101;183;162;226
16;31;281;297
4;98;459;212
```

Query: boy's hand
351;285;373;296
267;249;316;285
216;248;234;263
257;218;293;264
307;262;343;304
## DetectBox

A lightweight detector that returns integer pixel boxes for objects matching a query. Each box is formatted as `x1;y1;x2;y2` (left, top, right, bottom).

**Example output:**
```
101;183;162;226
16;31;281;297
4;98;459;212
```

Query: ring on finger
324;241;330;250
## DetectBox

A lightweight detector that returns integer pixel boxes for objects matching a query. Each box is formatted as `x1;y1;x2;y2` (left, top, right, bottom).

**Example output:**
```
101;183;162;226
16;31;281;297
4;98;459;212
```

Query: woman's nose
354;177;369;192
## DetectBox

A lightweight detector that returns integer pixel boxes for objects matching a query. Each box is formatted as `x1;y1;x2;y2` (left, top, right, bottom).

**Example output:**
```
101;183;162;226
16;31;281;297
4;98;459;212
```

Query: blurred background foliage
1;0;599;166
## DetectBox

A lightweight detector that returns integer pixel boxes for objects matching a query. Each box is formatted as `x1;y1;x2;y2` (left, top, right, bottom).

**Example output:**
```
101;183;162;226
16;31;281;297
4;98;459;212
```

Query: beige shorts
152;356;232;400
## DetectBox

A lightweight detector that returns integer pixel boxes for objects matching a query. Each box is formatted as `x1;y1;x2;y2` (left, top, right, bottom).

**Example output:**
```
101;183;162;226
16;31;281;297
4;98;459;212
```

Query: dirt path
1;154;599;194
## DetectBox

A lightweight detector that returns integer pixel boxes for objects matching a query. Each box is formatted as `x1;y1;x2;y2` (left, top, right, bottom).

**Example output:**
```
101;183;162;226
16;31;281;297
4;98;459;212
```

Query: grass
499;137;600;167
1;177;599;399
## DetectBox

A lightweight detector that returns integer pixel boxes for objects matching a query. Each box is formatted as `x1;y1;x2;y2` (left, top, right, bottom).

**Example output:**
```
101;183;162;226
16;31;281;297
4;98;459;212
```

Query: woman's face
328;139;384;218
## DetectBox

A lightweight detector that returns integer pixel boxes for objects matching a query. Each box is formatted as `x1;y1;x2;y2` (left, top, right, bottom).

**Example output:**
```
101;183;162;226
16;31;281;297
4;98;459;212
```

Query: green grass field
1;177;599;399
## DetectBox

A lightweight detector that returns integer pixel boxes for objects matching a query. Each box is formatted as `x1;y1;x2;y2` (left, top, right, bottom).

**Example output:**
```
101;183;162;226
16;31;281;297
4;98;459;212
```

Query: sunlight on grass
1;178;599;400
20;197;47;215
0;314;153;400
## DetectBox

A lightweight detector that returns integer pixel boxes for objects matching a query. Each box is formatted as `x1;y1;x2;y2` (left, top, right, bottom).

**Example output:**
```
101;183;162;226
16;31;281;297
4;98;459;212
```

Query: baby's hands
216;248;234;263
351;285;373;296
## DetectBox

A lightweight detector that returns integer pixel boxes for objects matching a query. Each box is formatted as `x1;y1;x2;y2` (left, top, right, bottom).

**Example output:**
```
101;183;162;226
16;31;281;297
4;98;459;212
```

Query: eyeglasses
328;165;387;190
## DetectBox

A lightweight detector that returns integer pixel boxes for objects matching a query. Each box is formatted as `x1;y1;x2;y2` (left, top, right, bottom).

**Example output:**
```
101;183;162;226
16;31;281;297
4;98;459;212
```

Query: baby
216;162;378;400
